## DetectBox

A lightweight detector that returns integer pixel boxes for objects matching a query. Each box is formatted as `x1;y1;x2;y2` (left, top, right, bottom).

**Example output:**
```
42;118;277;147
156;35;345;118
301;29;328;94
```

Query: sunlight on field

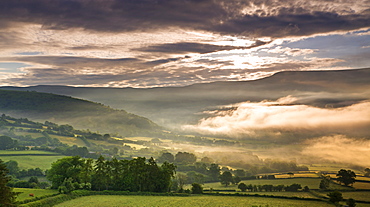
14;188;58;201
204;178;322;190
49;135;86;147
54;195;334;207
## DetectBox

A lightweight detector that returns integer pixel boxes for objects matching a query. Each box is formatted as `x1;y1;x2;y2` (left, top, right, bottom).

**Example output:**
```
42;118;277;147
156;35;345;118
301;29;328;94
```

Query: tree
238;183;248;192
0;159;18;206
176;172;187;191
0;136;17;150
337;169;356;186
285;183;302;192
364;168;370;177
208;163;220;181
319;175;331;190
47;156;85;188
233;175;241;185
175;152;196;164
158;152;174;163
28;176;39;184
5;160;19;176
327;191;343;204
347;198;356;207
219;171;233;186
191;183;203;194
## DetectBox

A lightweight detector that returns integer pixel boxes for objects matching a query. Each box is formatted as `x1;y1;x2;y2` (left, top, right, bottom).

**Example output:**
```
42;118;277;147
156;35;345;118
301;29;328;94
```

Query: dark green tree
158;152;174;163
92;155;110;191
208;163;220;181
238;183;248;192
175;152;196;164
319;175;330;190
0;136;17;150
191;183;203;194
327;191;343;204
285;183;302;192
337;169;356;186
47;156;85;188
347;198;356;207
28;176;39;184
219;171;233;186
4;160;19;176
0;159;18;206
233;175;241;185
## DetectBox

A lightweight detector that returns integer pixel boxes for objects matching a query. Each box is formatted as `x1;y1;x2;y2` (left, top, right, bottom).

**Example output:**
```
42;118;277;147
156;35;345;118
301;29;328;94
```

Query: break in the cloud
302;135;370;167
0;0;369;87
183;96;370;139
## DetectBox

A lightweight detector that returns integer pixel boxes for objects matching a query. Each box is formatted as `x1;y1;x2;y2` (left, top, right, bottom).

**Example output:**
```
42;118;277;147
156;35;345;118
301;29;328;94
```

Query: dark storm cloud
134;41;270;54
1;0;369;38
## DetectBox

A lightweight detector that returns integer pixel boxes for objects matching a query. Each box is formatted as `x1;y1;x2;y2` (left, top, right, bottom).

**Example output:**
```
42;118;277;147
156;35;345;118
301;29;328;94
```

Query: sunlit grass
54;195;334;207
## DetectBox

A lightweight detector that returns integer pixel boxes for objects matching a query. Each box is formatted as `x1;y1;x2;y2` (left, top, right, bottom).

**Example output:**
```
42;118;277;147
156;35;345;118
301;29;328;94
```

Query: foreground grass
54;195;334;207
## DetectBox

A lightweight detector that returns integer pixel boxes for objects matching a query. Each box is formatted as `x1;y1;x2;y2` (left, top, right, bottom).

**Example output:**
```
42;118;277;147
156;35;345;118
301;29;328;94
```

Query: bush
191;183;203;194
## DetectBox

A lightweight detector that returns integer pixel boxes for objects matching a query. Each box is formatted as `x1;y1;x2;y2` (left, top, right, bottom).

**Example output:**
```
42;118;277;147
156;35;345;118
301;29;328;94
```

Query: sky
0;0;369;88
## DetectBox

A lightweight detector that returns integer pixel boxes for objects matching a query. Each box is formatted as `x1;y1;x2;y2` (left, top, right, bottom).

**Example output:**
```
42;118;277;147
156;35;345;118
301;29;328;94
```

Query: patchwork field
54;195;334;207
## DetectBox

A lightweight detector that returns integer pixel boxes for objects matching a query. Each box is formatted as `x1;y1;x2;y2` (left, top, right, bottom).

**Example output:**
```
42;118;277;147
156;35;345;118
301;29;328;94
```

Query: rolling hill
2;68;370;129
0;90;160;136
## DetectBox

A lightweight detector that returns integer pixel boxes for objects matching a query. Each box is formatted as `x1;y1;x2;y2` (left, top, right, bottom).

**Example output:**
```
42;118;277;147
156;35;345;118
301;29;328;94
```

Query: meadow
14;188;58;201
54;195;334;207
0;150;64;169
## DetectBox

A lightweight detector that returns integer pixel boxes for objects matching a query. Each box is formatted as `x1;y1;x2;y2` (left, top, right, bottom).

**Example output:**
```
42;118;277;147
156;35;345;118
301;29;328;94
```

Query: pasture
14;188;58;201
54;195;334;207
203;178;322;190
0;150;64;169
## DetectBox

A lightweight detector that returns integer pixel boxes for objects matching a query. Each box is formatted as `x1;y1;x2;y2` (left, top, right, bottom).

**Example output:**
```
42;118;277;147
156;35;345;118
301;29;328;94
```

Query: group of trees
47;156;176;193
237;183;304;192
319;169;357;190
0;159;18;206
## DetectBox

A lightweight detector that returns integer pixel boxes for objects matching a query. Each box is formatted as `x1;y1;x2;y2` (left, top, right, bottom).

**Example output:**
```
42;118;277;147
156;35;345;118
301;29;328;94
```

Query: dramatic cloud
0;0;369;87
184;96;370;139
1;0;369;37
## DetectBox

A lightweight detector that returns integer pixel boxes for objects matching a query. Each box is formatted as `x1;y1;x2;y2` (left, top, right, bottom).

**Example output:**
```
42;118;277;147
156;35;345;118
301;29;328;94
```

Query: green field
341;191;370;202
14;188;58;201
203;178;322;190
0;151;65;169
0;150;60;155
54;195;334;207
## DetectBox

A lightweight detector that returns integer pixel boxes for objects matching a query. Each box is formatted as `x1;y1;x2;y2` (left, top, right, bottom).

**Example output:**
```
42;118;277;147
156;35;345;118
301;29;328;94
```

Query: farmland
14;188;58;201
0;150;64;169
54;195;334;207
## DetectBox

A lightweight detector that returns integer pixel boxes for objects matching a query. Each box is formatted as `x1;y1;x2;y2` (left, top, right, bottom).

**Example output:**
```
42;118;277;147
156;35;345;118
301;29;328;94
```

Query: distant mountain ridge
1;68;370;129
0;90;160;136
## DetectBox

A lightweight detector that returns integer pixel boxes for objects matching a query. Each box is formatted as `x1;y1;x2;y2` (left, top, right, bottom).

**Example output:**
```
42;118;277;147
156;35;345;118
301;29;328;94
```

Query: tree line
47;156;176;193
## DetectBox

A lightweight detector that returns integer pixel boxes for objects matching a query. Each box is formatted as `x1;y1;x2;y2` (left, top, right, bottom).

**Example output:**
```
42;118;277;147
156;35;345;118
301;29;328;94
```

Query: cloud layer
184;96;370;140
302;135;370;167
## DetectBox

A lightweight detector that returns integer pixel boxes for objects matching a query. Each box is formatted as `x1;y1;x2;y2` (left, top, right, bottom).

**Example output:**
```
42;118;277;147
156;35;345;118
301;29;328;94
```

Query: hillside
0;90;160;136
2;68;370;129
